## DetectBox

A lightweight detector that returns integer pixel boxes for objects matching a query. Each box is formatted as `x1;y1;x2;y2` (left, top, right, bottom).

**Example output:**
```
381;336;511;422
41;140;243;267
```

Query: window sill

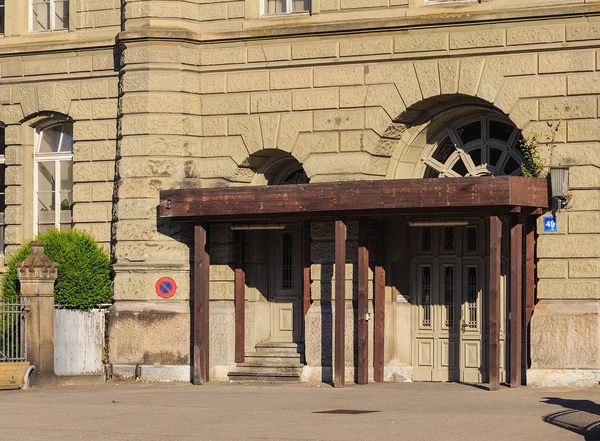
28;28;69;35
260;11;311;19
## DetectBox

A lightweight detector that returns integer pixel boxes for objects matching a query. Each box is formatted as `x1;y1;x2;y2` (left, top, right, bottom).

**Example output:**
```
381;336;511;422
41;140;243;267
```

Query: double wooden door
412;224;494;383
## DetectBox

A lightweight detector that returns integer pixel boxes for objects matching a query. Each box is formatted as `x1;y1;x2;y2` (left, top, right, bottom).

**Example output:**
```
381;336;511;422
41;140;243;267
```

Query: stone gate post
17;241;58;386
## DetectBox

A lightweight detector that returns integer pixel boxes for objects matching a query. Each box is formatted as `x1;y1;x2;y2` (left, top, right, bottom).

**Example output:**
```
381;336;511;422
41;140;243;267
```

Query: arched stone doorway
390;104;523;383
230;151;309;381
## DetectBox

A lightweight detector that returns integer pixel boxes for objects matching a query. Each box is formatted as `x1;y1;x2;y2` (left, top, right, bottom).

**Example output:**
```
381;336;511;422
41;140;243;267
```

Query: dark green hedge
1;230;112;309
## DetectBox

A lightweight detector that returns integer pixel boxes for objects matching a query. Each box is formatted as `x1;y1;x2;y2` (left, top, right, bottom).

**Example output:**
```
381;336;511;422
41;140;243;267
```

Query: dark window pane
490;148;503;166
452;158;468;176
444;227;454;250
469;148;482;166
489;120;514;142
0;163;4;212
433;137;455;164
456;121;481;145
503;157;520;175
424;165;440;178
282;232;293;289
421;227;431;251
467;227;477;252
280;169;309;185
0;1;4;35
421;266;431;328
444;266;454;328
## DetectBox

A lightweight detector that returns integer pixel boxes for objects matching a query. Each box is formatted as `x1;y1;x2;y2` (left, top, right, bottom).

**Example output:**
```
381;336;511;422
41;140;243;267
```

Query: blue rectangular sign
543;216;557;232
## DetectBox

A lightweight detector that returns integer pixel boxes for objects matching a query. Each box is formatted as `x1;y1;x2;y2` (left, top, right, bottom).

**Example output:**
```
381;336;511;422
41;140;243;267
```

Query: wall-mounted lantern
549;167;571;212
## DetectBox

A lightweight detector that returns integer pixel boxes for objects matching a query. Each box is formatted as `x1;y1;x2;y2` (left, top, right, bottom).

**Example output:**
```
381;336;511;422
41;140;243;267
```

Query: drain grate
313;409;380;415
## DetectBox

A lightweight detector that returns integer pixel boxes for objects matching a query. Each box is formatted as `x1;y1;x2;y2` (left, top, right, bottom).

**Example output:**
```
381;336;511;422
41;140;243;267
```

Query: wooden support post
194;224;210;384
524;217;536;376
357;220;369;385
234;230;245;364
373;220;386;383
303;221;311;317
510;220;523;388
334;220;347;388
489;216;502;391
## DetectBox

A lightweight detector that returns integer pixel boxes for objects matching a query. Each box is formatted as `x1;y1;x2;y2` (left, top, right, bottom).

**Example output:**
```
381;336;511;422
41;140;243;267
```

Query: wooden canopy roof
159;176;549;222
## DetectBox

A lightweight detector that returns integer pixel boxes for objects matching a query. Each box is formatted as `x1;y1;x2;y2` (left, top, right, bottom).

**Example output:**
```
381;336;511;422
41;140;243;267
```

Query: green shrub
1;230;112;310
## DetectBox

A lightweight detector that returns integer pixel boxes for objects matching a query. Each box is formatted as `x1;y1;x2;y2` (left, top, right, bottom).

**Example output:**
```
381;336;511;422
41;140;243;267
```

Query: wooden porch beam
524;217;536;377
334;220;347;388
160;177;548;221
234;230;245;364
373;220;386;383
510;219;523;388
489;216;502;391
193;224;210;384
357;220;369;385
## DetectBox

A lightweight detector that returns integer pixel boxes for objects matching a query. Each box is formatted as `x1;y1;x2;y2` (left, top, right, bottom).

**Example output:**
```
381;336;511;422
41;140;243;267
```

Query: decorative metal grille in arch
420;114;524;178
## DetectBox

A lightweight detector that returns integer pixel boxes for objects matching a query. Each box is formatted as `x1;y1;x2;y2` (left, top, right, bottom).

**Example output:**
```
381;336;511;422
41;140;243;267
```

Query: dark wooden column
193;224;210;384
510;219;523;388
234;231;245;363
357;220;369;385
303;221;311;317
524;217;536;377
334;220;347;388
373;220;386;383
489;216;502;391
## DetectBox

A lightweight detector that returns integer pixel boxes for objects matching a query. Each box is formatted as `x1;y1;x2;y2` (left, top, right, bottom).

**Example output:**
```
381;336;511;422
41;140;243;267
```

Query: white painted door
412;224;504;383
269;226;302;343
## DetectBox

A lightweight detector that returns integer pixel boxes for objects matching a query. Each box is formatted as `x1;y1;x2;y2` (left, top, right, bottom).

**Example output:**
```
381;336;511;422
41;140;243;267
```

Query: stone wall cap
17;242;58;273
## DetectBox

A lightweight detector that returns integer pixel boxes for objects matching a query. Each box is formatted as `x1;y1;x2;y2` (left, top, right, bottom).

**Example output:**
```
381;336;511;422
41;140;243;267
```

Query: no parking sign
155;277;177;298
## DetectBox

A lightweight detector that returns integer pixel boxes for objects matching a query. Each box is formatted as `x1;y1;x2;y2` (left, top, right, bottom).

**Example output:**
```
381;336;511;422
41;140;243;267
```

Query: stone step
245;353;302;362
232;364;303;375
227;371;301;383
237;359;304;369
244;357;303;366
255;341;303;351
229;341;305;382
254;343;304;358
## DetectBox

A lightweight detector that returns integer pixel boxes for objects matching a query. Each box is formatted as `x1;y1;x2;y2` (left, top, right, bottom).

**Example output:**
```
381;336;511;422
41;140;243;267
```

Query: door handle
461;323;470;331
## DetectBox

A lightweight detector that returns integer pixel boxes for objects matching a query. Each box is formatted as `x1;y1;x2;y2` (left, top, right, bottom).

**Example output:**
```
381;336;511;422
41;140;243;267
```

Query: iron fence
0;302;27;362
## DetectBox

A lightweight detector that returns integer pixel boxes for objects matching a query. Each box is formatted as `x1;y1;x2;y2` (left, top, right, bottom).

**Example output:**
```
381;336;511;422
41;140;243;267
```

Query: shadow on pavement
542;397;600;440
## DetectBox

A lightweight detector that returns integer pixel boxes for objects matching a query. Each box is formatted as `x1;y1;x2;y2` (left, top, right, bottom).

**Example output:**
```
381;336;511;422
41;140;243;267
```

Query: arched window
420;115;524;178
34;122;73;234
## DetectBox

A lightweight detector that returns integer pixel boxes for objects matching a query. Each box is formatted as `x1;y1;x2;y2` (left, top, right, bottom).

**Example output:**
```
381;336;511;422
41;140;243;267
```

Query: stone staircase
228;341;304;383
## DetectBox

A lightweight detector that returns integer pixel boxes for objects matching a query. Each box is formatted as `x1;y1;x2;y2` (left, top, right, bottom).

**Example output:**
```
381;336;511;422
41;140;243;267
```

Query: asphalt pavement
0;381;598;440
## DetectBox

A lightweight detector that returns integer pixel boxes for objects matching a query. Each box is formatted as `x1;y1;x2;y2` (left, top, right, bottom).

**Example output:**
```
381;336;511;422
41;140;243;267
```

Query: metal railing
0;302;27;362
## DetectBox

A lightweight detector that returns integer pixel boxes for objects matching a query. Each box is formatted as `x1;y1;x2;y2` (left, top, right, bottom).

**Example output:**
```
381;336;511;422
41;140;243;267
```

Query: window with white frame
0;127;6;253
30;0;68;32
263;0;309;15
34;123;73;234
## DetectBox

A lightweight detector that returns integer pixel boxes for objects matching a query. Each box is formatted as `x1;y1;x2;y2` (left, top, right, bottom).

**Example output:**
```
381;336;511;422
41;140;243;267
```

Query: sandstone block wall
111;12;600;379
1;0;599;382
77;0;122;30
0;48;118;256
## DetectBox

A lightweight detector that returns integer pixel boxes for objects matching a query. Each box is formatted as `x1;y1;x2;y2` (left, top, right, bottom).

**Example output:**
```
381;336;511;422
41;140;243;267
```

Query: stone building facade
0;0;599;386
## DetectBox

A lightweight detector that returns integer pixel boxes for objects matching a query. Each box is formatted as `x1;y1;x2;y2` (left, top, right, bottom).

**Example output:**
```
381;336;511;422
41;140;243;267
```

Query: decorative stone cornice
17;242;58;282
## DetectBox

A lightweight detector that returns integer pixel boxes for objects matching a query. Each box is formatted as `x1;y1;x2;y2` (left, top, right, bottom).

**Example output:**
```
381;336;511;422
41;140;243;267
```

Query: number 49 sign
543;216;557;232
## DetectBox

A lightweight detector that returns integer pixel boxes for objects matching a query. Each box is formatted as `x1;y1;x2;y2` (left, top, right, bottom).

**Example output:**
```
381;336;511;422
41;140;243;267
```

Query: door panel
460;261;484;382
269;226;302;343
